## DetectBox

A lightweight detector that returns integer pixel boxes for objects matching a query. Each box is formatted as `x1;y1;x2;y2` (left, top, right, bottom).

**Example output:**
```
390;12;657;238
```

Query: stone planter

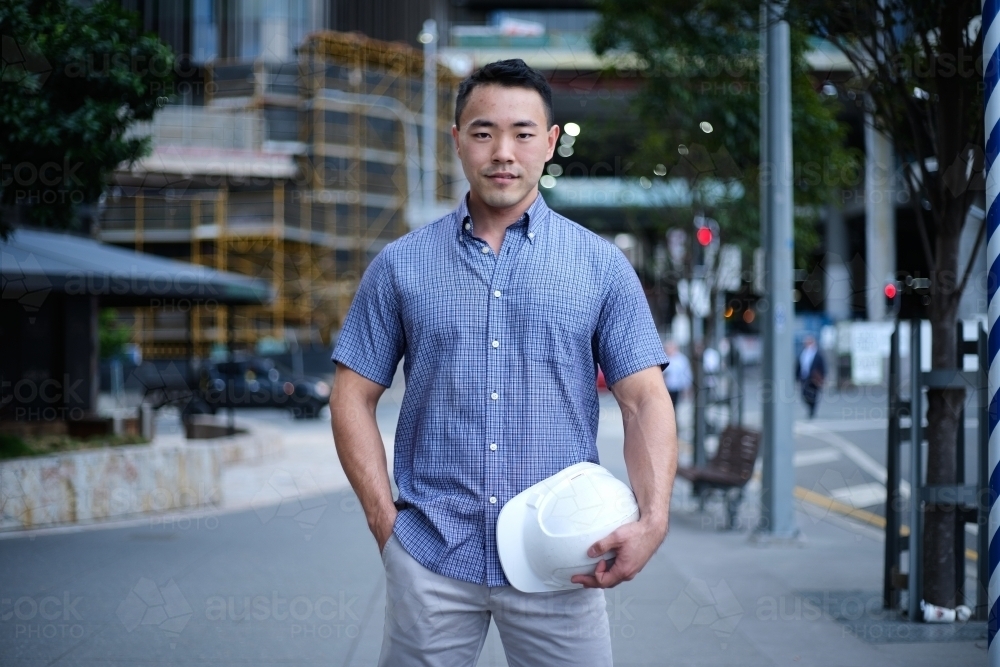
0;426;282;531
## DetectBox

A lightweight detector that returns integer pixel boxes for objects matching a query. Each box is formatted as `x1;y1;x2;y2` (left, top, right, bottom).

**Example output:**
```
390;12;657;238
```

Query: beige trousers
378;535;614;667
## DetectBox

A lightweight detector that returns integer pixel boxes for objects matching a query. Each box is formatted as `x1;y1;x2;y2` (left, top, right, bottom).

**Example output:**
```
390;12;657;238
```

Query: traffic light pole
756;2;799;540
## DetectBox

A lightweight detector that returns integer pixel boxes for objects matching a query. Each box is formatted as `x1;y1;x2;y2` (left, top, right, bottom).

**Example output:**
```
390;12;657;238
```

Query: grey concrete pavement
0;370;987;665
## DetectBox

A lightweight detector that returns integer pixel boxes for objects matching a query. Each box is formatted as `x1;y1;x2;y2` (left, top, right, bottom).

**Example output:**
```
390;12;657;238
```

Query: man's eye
518;133;534;139
474;133;490;139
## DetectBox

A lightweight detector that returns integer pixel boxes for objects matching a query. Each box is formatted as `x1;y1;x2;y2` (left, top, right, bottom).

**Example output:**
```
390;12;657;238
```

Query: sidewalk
592;396;987;666
0;384;984;666
211;394;985;665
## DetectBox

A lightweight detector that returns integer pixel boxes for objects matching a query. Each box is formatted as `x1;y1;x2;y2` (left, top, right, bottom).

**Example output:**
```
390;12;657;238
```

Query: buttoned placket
465;214;535;574
462;207;544;584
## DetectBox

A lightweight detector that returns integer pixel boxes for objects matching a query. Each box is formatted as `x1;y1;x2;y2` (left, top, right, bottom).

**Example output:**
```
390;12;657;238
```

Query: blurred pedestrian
796;335;826;419
663;341;692;407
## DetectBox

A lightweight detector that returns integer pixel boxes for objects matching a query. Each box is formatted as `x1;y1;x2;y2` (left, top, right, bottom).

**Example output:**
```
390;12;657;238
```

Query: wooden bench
677;426;761;529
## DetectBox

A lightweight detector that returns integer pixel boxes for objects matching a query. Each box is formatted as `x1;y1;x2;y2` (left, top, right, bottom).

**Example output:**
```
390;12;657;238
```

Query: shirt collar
455;191;549;244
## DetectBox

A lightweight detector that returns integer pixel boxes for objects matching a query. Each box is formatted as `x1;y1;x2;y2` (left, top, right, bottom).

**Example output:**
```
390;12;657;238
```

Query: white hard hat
496;462;640;593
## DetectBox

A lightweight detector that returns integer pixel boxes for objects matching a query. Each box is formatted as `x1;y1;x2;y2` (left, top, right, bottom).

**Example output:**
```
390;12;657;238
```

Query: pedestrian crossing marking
828;482;887;508
793;448;841;467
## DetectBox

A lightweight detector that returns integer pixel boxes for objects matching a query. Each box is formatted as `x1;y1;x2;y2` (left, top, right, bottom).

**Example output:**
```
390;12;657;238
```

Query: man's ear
452;125;461;155
546;123;560;161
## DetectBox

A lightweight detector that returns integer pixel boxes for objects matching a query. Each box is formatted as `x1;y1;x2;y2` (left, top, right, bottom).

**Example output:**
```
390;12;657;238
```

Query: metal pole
715;289;725;356
227;304;235;436
983;1;1000;654
884;326;900;610
908;321;923;622
420;19;438;215
756;1;797;539
692;314;707;468
736;347;744;426
954;322;967;606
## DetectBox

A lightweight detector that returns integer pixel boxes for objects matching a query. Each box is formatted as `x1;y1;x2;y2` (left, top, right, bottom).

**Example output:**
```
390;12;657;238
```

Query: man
330;59;677;666
796;335;826;419
663;340;692;408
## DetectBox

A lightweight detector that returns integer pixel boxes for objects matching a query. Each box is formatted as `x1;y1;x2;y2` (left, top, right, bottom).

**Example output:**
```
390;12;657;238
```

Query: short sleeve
331;249;405;387
594;250;669;386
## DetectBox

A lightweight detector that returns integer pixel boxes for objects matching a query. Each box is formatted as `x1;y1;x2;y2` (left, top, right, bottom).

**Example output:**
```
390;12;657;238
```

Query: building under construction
101;30;461;359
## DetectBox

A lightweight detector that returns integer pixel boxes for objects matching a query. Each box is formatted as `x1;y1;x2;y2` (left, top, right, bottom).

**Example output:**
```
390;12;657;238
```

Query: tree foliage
594;0;984;609
791;0;983;611
591;0;859;266
99;308;130;359
792;0;984;310
0;0;173;237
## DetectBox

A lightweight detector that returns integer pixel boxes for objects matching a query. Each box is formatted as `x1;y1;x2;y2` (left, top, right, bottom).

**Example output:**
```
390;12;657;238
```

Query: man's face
452;84;558;211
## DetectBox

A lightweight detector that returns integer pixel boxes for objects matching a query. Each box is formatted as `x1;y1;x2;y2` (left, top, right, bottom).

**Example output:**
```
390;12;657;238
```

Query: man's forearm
331;390;396;542
621;388;677;531
574;370;678;588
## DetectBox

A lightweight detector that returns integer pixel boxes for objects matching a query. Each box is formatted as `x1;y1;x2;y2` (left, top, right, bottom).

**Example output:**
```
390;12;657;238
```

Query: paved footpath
0;372;987;665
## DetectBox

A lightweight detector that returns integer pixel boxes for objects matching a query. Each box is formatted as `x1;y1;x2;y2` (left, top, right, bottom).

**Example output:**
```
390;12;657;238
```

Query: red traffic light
884;283;897;299
696;227;713;246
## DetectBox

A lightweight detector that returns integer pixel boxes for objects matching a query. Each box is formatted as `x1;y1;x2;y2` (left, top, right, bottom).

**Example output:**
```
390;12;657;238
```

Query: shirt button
494;290;501;298
464;222;471;230
481;246;489;254
528;232;535;240
490;443;497;451
491;392;499;400
492;340;499;348
489;496;497;504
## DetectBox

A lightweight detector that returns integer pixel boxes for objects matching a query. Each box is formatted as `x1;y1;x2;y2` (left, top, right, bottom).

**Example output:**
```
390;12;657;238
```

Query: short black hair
454;59;554;129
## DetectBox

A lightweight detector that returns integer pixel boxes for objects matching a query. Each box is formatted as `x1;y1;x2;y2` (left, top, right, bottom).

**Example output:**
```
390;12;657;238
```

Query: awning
1;228;273;307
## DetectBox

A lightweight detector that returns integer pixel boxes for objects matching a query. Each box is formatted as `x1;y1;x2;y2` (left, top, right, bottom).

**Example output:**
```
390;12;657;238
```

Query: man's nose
492;135;515;162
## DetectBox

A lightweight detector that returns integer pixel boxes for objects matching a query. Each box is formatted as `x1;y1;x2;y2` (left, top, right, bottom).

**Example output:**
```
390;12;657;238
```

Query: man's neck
467;188;538;253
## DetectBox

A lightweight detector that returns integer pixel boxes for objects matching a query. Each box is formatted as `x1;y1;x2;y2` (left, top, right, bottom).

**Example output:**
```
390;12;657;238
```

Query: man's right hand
374;507;398;554
330;364;398;559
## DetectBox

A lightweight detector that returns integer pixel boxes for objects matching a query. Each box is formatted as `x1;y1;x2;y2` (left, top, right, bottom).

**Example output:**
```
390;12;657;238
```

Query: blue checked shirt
332;193;667;587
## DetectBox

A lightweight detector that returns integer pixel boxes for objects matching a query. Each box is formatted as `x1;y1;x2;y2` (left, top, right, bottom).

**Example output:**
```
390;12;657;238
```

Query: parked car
193;356;331;419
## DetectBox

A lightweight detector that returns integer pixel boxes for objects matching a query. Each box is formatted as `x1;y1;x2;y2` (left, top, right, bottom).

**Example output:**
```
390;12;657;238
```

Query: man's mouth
486;172;518;182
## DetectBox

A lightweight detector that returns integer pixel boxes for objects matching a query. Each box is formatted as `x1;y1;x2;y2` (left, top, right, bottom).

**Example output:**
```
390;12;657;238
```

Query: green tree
792;0;984;611
596;0;985;609
99;308;130;359
591;0;859;268
0;0;174;237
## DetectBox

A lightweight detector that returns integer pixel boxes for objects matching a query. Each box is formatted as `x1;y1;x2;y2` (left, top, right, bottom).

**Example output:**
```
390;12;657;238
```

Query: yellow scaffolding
106;31;459;359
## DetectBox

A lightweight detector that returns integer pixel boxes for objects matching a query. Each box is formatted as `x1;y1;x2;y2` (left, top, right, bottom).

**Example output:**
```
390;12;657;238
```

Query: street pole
692;310;706;468
981;0;1000;659
420;19;438;215
756;1;798;540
